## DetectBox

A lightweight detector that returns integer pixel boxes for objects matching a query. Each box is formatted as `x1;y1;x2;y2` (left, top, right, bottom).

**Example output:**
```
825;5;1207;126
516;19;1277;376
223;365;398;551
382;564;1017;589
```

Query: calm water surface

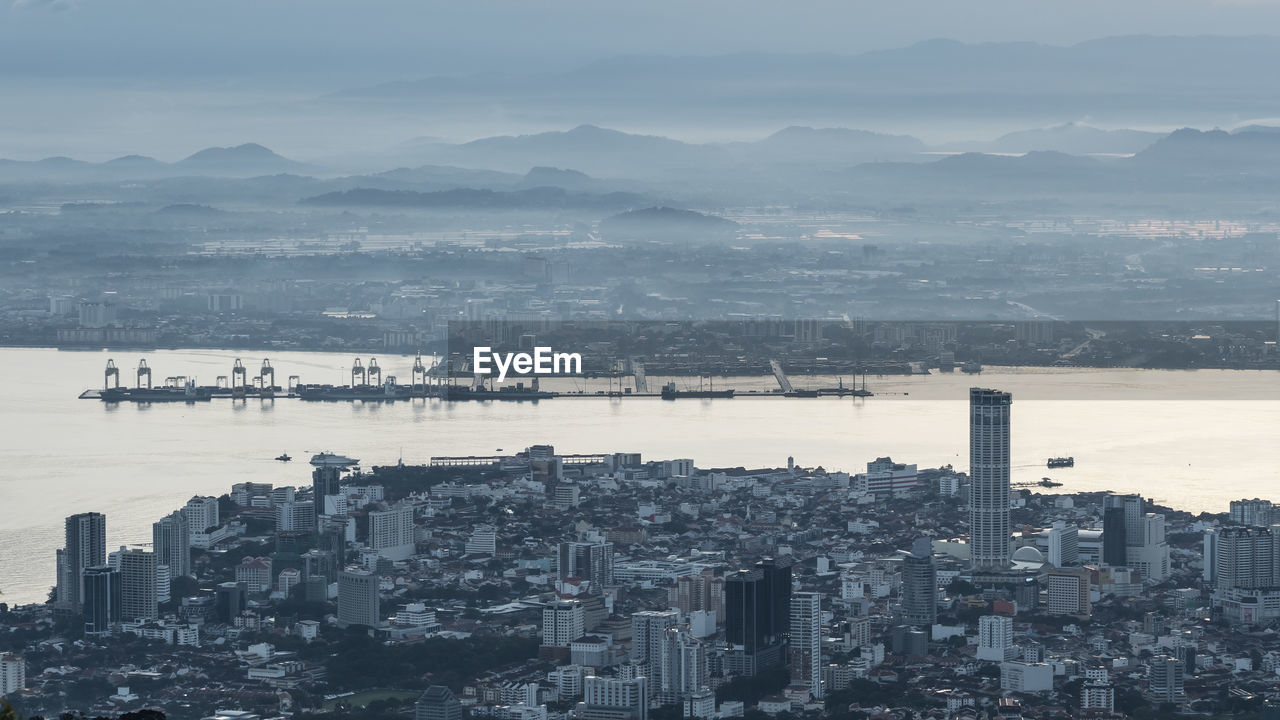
1;347;1278;604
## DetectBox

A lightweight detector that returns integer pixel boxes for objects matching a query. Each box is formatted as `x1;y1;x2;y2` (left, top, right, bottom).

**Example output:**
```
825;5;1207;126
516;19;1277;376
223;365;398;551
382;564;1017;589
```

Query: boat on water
1039;477;1064;487
1047;456;1075;468
98;386;213;402
275;453;291;462
660;380;734;400
961;361;983;374
444;382;556;401
295;383;409;401
310;452;359;467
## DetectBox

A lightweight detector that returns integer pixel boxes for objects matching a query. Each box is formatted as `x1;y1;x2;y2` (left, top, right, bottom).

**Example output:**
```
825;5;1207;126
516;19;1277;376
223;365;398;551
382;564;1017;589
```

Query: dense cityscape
8;5;1280;720
2;388;1278;720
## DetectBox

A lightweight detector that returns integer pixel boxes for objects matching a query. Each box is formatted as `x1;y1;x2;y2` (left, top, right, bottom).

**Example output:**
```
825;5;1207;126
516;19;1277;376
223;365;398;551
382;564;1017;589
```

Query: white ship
310;452;360;467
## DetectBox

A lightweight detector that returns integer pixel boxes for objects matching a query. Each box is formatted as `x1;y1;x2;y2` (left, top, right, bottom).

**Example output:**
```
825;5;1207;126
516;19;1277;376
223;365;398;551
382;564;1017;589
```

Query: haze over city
3;3;1280;720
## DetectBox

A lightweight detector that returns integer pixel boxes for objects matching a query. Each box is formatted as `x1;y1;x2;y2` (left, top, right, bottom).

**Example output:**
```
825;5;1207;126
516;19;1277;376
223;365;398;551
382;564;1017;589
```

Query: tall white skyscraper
181;496;220;536
542;599;585;647
969;388;1012;570
0;653;25;695
977;615;1014;661
368;505;416;560
118;548;158;623
1047;521;1080;567
789;591;823;699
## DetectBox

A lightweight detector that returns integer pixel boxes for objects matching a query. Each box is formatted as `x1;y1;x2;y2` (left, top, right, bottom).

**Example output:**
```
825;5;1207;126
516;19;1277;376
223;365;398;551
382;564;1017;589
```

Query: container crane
136;359;151;389
352;358;366;386
105;359;120;390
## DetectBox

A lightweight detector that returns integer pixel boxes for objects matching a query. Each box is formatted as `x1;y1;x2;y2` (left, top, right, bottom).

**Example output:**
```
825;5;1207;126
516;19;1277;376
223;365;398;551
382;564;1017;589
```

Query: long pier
82;357;880;403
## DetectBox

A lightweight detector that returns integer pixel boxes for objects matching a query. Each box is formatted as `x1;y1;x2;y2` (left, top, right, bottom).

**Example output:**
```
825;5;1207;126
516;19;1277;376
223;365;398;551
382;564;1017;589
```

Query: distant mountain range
0;143;309;181
12;122;1280;204
944;122;1164;156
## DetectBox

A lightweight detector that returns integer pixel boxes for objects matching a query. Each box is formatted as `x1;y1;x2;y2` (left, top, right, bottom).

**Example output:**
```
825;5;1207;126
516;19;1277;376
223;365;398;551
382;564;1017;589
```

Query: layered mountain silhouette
0;143;309;181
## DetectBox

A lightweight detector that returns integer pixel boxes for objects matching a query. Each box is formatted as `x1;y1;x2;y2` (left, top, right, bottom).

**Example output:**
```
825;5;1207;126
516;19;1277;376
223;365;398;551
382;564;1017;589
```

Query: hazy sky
5;0;1280;85
5;0;1280;161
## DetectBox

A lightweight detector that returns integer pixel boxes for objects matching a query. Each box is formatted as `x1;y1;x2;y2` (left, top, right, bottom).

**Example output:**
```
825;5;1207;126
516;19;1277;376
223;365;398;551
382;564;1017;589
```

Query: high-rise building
631;609;680;666
1045;567;1092;617
559;540;615;590
790;592;823;699
724;559;792;675
1047;521;1080;567
302;548;338;584
181;496;220;537
977;615;1014;661
415;686;462;720
669;569;724;619
725;561;793;653
235;556;273;593
1126;513;1171;582
758;558;792;638
0;653;25;696
152;511;190;578
645;625;708;704
582;676;648;720
1104;494;1144;547
544;599;586;647
969;388;1012;570
337;569;380;628
313;466;343;521
1149;654;1185;704
275;500;316;534
318;515;349;565
1215;526;1276;591
1230;499;1274;527
368;505;416;561
465;524;497;556
901;538;937;627
1102;505;1129;566
82;565;121;636
58;512;106;612
118;549;158;622
216;581;247;623
1082;681;1116;712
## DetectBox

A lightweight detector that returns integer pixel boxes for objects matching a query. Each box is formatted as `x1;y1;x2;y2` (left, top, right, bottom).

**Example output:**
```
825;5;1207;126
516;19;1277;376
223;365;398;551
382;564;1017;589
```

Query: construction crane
104;359;120;390
136;359;151;389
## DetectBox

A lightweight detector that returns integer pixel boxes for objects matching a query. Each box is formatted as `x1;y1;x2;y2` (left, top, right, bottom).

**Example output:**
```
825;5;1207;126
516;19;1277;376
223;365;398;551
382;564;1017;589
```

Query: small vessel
275;453;292;462
310;452;359;467
1047;457;1074;468
1039;477;1063;487
444;382;555;401
660;378;735;400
